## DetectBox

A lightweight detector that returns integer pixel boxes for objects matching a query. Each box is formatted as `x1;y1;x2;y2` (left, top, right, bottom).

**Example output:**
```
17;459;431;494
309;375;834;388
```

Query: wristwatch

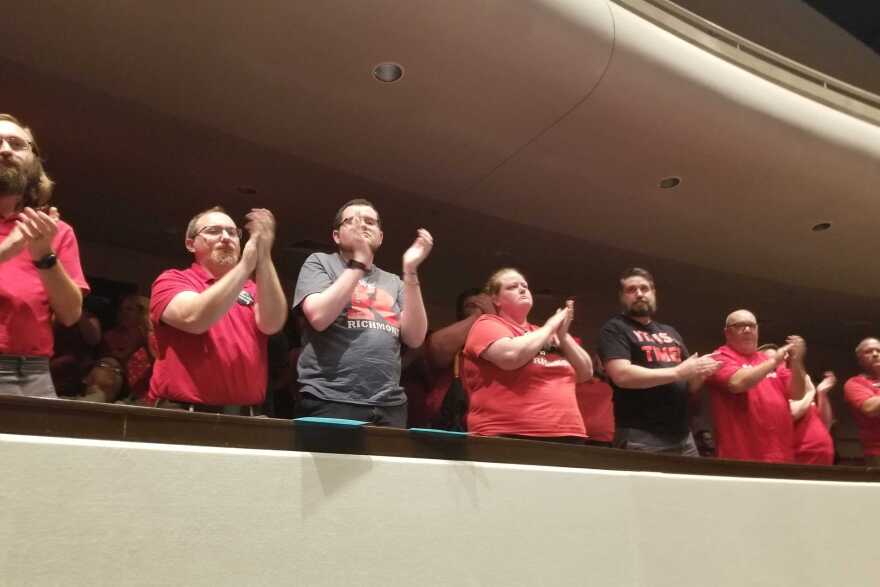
33;253;58;270
347;259;367;271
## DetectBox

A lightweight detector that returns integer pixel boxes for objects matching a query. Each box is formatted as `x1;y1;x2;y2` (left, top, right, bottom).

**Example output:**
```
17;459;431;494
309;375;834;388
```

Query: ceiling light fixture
658;176;681;189
373;62;404;83
811;222;832;232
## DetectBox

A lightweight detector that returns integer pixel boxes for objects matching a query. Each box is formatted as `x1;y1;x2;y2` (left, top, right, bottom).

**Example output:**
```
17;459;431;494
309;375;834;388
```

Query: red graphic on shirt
634;330;682;364
346;280;400;327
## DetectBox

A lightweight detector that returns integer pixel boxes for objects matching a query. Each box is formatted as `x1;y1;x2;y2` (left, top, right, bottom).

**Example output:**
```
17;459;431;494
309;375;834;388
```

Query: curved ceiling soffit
453;0;617;201
611;0;880;127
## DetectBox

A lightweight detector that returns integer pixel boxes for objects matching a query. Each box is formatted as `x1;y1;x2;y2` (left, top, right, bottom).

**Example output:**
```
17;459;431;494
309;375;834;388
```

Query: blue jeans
0;356;56;398
614;427;699;457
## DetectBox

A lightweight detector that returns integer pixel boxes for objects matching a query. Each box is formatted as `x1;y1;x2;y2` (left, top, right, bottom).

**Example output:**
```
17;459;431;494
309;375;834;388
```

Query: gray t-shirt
293;252;405;406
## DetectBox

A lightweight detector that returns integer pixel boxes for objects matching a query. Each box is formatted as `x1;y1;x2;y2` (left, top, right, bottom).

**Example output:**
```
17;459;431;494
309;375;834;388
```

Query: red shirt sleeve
705;348;739;389
55;221;90;294
464;316;516;359
845;376;875;409
150;270;194;324
776;365;793;400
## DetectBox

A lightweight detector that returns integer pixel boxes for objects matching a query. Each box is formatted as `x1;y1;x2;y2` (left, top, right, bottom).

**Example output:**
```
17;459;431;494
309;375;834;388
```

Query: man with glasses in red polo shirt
0;113;89;397
147;206;287;415
704;309;807;463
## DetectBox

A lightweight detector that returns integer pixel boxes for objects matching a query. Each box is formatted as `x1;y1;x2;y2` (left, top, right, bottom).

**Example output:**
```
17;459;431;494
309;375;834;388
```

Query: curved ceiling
1;0;879;303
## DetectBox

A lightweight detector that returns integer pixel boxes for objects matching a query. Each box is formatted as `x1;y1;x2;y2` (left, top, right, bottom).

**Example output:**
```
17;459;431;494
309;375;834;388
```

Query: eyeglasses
95;361;123;375
192;225;242;239
337;215;380;229
0;135;32;152
726;322;758;333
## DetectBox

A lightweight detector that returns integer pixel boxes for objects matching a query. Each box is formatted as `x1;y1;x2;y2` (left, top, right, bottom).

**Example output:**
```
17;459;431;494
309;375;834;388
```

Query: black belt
153;399;262;417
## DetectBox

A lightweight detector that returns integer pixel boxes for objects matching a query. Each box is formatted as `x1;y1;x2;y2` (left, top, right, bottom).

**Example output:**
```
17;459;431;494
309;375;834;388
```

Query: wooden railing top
1;395;878;482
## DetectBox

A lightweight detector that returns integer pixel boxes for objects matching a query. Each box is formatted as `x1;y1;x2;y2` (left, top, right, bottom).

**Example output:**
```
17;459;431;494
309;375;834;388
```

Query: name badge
237;290;255;306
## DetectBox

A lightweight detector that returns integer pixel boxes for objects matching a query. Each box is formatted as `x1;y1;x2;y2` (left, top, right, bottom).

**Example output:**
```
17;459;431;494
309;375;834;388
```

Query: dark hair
333;198;381;229
0;113;54;208
618;267;655;291
455;287;483;321
185;205;227;239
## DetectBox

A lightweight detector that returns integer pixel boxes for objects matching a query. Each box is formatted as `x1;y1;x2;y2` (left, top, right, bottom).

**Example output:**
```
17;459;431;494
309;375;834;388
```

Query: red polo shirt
704;344;794;463
0;215;89;356
844;375;880;456
147;263;267;405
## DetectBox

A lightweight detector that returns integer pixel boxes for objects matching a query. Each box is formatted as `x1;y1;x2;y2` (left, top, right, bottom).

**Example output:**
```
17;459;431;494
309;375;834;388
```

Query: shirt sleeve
705;349;739;390
777;365;793;400
150;270;193;324
845;377;875;409
597;320;632;362
54;221;90;294
464;316;516;359
292;254;334;310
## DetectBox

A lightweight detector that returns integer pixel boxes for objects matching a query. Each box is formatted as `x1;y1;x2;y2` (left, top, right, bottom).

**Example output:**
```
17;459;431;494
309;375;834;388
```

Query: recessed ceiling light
811;222;832;232
659;176;681;189
373;62;404;83
237;185;258;195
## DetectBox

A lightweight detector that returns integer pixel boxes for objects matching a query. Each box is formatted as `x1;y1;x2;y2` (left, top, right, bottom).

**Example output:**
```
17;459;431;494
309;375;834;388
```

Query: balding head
724;309;759;355
855;337;880;376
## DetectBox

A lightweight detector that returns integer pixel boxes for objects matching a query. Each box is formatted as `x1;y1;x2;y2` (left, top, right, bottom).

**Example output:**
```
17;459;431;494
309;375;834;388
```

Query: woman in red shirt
461;268;593;442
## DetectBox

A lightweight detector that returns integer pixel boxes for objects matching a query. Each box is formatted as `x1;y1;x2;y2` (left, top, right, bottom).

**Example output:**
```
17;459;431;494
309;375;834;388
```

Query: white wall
0;433;874;586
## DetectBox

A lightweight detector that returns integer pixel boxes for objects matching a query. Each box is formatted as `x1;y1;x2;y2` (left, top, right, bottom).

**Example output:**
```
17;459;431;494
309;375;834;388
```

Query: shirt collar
189;262;218;284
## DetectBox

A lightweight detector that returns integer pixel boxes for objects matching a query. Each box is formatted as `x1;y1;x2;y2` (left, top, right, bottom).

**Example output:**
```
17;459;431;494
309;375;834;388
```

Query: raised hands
785;335;806;363
675;353;721;381
15;206;59;259
556;299;575;340
816;371;836;395
402;228;433;274
244;208;276;258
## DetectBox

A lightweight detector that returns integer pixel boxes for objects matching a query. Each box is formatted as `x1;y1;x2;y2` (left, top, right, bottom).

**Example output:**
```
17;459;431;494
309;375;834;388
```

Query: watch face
34;254;57;269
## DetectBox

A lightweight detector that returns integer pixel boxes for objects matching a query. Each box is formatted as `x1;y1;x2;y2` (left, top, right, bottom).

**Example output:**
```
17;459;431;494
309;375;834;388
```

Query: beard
625;299;656;318
210;247;239;267
0;162;30;196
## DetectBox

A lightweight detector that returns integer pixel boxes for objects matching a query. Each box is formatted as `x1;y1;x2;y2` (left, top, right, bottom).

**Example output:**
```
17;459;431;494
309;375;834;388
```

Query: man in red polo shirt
844;337;880;466
704;309;806;463
147;206;287;415
0;113;88;397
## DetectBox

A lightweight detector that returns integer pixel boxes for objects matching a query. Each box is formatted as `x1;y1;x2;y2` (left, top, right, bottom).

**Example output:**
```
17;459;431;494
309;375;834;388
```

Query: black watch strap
346;259;367;272
33;253;58;270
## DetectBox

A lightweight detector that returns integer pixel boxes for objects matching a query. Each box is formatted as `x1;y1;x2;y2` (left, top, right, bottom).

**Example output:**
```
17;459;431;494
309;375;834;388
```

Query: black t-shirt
597;314;690;436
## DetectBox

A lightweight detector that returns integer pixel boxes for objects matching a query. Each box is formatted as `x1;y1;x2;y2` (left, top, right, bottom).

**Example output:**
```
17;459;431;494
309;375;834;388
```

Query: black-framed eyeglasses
192;225;242;239
0;135;32;152
336;215;380;229
726;322;758;333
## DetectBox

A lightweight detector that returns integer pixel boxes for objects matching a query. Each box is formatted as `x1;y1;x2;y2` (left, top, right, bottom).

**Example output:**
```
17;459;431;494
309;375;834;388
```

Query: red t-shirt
704;345;794;463
575;378;615;442
461;315;585;438
792;405;834;465
844;375;880;456
147;263;267;405
0;216;89;356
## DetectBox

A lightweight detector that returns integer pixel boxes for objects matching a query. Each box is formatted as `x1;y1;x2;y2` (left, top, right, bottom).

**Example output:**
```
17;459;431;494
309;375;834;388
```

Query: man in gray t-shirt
292;198;433;427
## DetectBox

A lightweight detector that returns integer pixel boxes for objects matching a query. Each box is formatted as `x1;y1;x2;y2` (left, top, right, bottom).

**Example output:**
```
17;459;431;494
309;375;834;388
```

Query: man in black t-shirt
598;267;719;456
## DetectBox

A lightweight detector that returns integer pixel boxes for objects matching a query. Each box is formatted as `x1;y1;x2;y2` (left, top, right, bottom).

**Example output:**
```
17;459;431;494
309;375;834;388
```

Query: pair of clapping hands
8;206;60;260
